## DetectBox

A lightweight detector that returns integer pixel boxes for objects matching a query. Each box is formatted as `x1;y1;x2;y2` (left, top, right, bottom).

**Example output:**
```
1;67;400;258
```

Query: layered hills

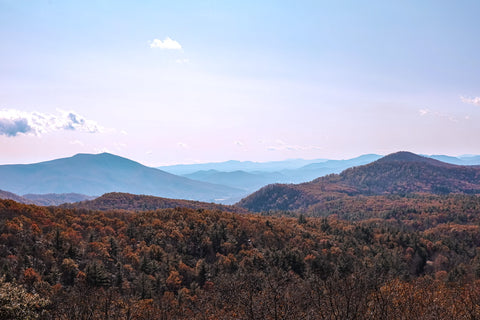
175;154;383;193
0;153;243;203
238;151;480;212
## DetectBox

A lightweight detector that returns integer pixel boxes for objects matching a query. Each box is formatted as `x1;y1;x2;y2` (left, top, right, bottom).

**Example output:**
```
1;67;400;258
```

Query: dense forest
2;194;480;319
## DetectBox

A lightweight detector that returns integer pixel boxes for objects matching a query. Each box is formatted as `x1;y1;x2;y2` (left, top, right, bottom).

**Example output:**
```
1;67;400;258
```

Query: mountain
22;193;95;206
280;154;382;183
428;155;480;165
238;151;480;212
0;189;93;206
159;158;328;175
177;154;383;195
183;169;286;192
0;189;30;204
0;153;244;203
459;155;480;165
63;192;248;213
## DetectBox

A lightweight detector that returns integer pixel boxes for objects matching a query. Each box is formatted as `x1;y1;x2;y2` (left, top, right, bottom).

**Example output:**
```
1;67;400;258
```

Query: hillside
238;151;480;212
63;192;248;213
0;153;244;203
2;196;480;318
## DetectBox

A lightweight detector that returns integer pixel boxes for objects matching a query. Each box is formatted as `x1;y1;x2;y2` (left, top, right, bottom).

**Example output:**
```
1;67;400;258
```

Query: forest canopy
2;195;480;319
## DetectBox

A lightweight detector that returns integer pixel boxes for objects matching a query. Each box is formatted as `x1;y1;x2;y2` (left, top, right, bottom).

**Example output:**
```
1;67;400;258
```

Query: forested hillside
2;198;480;318
239;152;480;212
63;192;248;213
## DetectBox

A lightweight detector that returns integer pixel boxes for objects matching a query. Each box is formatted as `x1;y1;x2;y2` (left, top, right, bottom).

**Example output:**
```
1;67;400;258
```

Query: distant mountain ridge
176;154;383;194
238;152;480;212
183;170;286;192
158;158;329;175
166;153;480;194
22;193;95;206
0;189;94;206
0;189;29;204
0;153;244;203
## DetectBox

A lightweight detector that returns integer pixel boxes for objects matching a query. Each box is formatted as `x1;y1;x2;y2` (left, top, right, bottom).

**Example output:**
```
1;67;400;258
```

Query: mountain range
0;153;244;203
163;153;480;193
2;151;480;207
238;151;480;212
175;154;383;193
0;189;95;206
157;158;329;175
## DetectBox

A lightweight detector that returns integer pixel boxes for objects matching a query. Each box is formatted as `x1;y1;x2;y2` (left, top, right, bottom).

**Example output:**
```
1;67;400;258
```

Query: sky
1;0;480;166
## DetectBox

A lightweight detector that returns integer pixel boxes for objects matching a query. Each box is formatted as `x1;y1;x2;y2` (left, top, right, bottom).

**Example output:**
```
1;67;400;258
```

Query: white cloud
234;141;244;147
461;96;480;106
150;37;182;50
177;142;188;148
0;109;104;137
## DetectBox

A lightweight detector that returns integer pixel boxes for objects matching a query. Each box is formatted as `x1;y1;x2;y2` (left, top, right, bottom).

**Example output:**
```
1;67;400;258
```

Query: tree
0;276;49;319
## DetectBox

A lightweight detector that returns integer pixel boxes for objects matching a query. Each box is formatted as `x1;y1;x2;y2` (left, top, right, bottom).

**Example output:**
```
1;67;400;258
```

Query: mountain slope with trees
2;196;480;318
238;152;480;212
63;192;248;213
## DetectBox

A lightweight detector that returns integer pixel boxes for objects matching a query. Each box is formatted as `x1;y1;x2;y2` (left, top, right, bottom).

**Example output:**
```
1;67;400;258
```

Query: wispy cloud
460;96;480;106
150;37;182;50
418;108;458;122
0;109;104;137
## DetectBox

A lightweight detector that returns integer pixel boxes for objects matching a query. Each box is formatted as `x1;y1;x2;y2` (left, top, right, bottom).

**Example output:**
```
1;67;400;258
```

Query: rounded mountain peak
373;151;454;168
377;151;431;163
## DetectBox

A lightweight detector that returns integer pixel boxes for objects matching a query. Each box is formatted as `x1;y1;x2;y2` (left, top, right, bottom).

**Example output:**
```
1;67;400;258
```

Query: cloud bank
150;37;182;50
460;96;480;106
0;109;103;137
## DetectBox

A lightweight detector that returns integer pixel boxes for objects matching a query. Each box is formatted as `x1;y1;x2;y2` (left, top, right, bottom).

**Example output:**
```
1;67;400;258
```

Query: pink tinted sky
1;1;479;166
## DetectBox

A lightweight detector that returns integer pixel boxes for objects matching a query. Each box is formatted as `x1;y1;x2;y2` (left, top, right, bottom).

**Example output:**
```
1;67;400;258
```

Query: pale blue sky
1;0;479;165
